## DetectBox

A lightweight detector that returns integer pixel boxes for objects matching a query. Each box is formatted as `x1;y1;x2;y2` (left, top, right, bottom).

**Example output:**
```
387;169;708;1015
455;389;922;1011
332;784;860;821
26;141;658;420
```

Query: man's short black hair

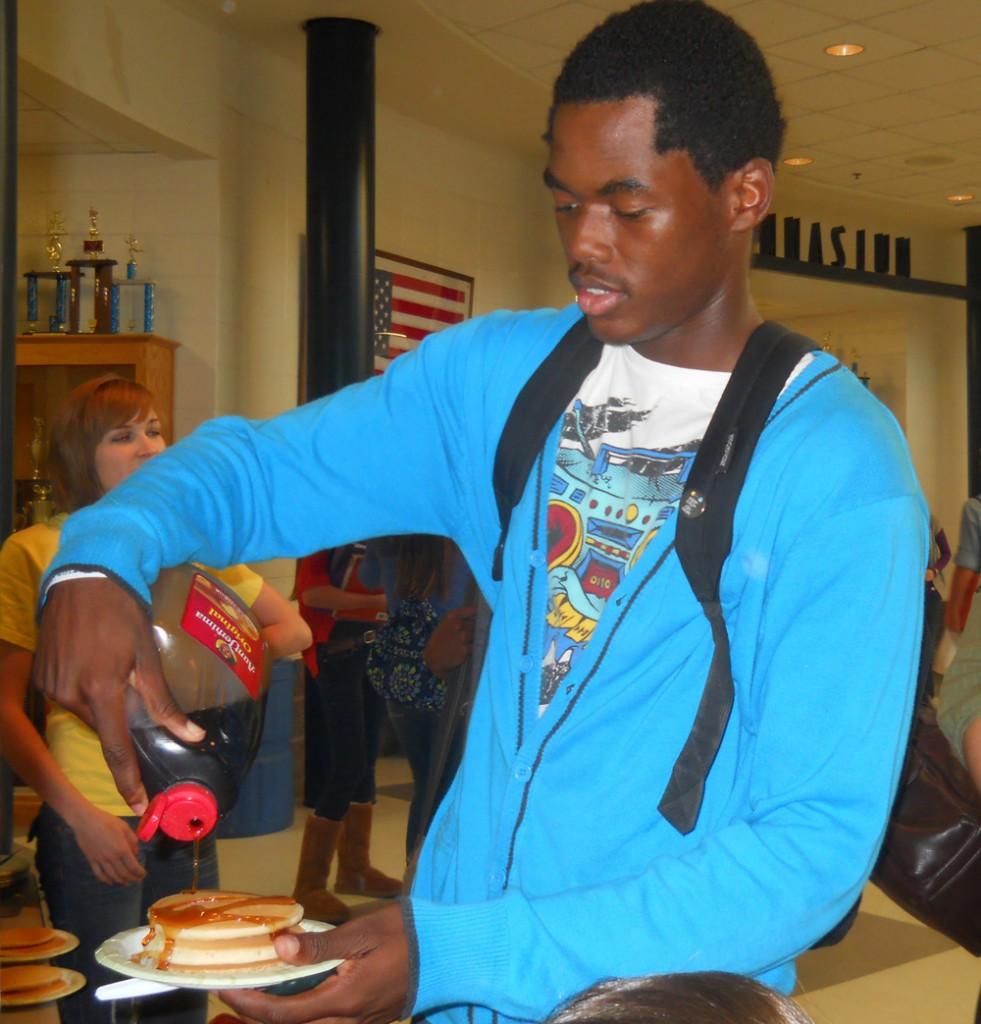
547;0;785;189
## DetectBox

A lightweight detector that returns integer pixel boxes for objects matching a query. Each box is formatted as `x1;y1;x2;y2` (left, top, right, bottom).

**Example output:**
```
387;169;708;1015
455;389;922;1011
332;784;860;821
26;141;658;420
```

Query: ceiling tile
839;92;958;128
766;21;919;70
817;128;923;160
788;0;920;17
477;29;566;69
802;157;905;185
491;3;607;52
943;162;981;186
845;48;981;90
779;101;812;119
777;72;892;111
423;0;567;33
783;110;870;145
530;61;564;86
864;0;981;47
939;33;981;64
728;0;844;47
581;0;642;9
863;172;958;197
915;75;981;111
878;144;980;171
766;53;823;85
899;112;981;145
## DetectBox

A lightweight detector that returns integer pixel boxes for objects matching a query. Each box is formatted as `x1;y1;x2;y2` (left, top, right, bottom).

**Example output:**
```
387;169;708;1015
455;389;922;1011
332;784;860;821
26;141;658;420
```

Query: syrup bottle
133;564;270;843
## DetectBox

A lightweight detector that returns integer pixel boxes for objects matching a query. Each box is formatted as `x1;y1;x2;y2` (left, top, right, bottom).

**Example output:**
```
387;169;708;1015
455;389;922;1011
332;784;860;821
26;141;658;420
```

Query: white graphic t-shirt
540;343;730;710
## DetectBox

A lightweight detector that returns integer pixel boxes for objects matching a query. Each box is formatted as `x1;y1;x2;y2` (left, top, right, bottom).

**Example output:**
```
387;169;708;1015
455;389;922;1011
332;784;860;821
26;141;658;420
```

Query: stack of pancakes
137;890;305;972
0;927;68;960
0;964;78;1004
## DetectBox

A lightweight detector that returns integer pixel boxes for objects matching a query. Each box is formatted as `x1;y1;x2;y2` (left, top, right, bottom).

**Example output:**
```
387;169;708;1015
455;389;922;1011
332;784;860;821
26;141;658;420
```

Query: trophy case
14;333;178;527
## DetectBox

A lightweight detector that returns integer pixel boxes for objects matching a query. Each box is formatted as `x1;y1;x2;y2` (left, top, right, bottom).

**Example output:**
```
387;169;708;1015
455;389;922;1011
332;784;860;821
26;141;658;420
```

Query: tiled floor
10;756;979;1022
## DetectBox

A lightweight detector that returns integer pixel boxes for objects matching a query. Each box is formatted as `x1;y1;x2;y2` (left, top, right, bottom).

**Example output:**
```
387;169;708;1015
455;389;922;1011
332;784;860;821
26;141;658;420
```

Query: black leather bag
871;704;981;956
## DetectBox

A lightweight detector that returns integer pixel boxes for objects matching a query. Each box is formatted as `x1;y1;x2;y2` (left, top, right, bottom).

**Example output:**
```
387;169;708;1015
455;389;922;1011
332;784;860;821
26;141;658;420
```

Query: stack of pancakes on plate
137;890;305;972
0;964;80;1004
0;926;67;960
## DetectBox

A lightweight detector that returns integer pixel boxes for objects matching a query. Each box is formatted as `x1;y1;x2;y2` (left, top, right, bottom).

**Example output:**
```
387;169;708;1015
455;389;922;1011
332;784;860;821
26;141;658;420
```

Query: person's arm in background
963;718;981;795
0;640;144;885
251;581;312;658
945;499;981;631
423;607;476;678
301;582;387;616
934;526;951;576
938;600;981;794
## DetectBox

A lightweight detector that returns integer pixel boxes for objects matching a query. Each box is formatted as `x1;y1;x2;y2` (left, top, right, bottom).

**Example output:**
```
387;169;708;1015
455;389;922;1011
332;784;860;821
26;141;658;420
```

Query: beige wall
754;173;969;550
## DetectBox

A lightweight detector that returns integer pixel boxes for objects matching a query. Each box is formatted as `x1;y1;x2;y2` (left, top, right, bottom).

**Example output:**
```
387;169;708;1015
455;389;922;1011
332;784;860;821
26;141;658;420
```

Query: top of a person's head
545;973;814;1024
47;374;157;512
547;0;784;189
394;534;451;600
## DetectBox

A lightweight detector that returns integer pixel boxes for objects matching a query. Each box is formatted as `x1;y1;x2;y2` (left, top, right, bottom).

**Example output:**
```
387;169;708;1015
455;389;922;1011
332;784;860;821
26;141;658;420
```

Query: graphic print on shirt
541;396;698;707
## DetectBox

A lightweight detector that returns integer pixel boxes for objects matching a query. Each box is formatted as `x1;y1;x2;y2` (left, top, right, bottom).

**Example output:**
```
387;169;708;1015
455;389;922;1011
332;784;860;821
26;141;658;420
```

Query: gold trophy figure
27;418;54;524
84;206;105;257
45;211;66;271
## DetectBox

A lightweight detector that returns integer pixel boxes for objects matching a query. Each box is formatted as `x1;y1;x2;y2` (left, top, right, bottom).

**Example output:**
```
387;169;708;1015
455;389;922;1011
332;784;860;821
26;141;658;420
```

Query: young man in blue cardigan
34;3;926;1023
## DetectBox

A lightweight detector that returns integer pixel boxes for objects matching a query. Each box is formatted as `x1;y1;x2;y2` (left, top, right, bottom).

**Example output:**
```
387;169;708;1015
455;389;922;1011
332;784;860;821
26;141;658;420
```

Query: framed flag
372;251;474;373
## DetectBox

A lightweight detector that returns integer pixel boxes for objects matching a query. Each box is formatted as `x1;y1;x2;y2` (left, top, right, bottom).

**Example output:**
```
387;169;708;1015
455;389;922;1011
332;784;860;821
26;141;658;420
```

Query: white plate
93;920;342;990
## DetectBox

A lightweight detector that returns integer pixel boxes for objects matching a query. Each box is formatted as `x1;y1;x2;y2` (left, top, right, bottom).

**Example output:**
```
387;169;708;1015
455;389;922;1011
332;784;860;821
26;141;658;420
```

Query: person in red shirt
292;545;401;923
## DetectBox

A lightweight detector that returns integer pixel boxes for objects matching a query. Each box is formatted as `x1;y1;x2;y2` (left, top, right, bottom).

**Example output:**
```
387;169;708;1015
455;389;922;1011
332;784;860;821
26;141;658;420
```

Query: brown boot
291;815;351;924
334;802;403;898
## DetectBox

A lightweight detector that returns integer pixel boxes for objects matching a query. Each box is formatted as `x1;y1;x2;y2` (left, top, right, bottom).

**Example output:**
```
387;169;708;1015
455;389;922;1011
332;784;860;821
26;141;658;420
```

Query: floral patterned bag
366;597;447;711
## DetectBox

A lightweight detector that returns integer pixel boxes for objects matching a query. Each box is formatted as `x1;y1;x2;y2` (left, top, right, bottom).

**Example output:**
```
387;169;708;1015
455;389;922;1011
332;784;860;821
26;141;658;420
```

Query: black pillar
301;18;377;804
0;0;15;858
967;226;981;496
303;17;377;401
0;0;15;542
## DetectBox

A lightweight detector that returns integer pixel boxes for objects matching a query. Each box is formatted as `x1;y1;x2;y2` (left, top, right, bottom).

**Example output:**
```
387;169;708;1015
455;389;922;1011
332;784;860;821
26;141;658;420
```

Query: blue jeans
33;803;219;1024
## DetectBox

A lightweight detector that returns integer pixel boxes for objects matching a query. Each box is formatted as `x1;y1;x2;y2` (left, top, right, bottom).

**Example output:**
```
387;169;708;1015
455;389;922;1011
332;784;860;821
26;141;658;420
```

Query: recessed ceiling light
824;42;864;57
783;156;814;167
946;193;975;204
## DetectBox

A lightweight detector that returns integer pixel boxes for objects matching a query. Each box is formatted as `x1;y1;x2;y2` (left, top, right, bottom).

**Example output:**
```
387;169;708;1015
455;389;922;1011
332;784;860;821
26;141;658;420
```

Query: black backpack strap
491;316;603;581
658;321;818;834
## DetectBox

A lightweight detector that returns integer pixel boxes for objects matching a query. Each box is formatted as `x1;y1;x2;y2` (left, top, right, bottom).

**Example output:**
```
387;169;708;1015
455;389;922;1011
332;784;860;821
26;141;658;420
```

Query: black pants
313;628;387;821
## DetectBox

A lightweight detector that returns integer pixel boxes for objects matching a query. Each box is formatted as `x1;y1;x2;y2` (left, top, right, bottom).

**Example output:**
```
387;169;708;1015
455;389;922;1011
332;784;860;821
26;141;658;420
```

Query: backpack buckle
680;489;707;518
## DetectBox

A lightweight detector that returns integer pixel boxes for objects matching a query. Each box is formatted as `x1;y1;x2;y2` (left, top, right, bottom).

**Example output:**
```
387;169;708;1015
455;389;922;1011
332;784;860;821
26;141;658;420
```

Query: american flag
372;253;473;373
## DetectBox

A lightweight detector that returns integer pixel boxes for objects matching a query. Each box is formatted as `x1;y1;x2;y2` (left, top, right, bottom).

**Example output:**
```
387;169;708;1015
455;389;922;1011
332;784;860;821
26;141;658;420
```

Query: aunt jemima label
179;572;264;699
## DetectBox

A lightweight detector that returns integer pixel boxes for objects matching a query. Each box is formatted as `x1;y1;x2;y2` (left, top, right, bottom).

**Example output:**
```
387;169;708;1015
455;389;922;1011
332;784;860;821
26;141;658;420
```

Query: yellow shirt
0;517;263;814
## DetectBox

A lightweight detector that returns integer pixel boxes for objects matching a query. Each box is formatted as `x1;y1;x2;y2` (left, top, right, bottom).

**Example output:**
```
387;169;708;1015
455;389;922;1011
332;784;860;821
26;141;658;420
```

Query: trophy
112;233;156;333
124;233;143;280
83;206;105;258
27;418;55;524
67;205;117;333
46;211;66;271
23;211;71;332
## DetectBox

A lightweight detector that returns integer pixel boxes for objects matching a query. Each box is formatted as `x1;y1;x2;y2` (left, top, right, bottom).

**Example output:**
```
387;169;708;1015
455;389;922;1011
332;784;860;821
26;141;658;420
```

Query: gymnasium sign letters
758;213;911;279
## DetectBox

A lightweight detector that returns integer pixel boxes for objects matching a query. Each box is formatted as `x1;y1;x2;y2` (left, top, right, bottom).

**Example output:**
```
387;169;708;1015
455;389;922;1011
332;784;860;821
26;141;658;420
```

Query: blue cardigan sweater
48;305;927;1022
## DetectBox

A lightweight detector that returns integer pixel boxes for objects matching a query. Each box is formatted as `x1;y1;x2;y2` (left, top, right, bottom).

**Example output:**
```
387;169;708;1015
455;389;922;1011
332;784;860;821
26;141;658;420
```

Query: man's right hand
32;576;204;814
